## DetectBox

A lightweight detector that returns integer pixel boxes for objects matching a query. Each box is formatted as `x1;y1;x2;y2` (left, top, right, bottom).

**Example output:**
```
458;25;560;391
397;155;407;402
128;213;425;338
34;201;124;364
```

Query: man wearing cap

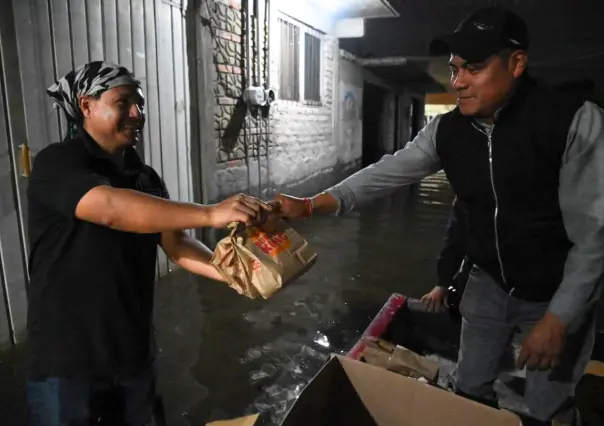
273;7;604;425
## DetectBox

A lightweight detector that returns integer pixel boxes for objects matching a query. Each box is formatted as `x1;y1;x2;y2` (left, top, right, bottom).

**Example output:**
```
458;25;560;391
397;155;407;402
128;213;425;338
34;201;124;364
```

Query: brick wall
211;0;271;200
269;34;348;195
209;0;362;200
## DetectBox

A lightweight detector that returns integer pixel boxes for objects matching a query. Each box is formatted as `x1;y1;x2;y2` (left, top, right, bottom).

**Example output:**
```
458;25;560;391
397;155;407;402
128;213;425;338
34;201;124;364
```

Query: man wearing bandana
26;61;271;425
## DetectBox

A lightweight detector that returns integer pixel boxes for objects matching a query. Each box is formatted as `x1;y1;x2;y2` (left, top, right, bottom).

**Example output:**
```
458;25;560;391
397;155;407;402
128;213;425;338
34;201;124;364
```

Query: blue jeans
27;365;157;426
456;266;596;425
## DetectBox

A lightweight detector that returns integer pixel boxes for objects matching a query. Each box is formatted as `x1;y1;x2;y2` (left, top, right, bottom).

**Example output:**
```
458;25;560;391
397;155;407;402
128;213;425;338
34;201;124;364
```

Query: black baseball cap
430;7;529;63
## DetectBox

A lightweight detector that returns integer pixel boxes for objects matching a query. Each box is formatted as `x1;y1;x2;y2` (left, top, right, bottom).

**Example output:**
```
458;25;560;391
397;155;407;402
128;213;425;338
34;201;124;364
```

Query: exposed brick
216;29;231;40
227;159;244;168
266;35;342;190
212;8;361;199
217;97;237;105
214;0;242;10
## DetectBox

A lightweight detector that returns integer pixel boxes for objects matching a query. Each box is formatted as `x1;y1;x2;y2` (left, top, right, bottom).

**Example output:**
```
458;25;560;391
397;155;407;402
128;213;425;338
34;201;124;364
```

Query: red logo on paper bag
248;229;291;256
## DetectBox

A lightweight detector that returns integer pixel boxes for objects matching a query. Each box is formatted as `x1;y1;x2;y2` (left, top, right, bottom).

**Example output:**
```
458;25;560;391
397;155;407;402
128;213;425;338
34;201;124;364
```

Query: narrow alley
1;0;604;425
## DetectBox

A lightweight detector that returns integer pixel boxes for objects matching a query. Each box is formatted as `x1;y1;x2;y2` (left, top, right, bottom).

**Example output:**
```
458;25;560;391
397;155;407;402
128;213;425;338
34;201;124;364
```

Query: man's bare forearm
276;118;442;220
164;233;226;282
83;186;211;233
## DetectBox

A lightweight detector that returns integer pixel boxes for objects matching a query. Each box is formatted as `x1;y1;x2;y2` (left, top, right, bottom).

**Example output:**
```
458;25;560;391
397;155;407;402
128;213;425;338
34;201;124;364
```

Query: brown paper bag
388;345;439;381
211;219;318;299
359;336;439;382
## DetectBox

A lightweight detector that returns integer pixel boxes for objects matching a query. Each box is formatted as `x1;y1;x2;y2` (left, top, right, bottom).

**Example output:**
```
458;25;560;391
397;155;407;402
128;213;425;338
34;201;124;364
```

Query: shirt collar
78;129;144;171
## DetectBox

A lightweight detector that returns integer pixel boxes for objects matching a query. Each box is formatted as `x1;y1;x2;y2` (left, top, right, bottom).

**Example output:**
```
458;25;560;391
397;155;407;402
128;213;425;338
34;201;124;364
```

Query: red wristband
303;197;313;218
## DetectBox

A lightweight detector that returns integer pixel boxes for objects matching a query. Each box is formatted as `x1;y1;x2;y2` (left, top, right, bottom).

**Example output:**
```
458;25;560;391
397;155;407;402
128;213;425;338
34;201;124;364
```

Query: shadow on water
1;175;455;426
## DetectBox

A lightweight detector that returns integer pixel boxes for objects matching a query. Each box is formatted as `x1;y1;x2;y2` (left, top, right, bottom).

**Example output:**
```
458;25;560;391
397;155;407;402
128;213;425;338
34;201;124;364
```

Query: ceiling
332;0;398;19
304;0;398;19
339;0;604;94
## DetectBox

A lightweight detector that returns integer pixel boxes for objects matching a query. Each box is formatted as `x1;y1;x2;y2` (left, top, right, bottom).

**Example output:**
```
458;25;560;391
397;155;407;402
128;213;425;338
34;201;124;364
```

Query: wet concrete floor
0;174;457;425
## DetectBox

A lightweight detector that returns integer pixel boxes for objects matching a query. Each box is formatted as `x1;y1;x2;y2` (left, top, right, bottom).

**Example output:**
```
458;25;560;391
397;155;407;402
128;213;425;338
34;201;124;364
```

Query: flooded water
153;174;455;426
1;174;455;425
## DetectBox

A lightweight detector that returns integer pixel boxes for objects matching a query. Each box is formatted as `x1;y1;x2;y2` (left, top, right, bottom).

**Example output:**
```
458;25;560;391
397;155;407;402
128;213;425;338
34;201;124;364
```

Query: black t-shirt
26;131;168;378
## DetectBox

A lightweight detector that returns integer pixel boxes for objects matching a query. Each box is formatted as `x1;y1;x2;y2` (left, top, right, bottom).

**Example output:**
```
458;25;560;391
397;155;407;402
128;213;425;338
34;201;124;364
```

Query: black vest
436;76;584;302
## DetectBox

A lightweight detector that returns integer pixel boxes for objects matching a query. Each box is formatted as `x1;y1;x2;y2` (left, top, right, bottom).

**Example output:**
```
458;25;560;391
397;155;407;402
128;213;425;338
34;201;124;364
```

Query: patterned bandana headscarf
47;61;141;139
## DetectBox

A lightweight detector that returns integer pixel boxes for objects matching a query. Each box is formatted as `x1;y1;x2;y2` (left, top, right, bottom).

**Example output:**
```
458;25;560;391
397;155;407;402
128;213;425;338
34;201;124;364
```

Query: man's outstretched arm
29;145;271;233
275;116;442;218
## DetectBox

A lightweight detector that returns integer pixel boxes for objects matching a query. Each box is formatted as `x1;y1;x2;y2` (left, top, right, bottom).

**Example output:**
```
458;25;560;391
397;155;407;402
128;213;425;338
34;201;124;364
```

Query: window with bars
304;33;321;102
278;16;322;104
279;19;300;101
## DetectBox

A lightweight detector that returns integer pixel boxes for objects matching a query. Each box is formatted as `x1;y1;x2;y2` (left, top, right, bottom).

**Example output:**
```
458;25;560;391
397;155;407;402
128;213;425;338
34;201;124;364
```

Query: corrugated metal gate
0;0;196;347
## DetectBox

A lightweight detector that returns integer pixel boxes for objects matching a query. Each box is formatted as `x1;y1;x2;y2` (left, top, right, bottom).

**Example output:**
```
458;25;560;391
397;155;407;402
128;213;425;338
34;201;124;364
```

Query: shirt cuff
547;297;577;325
325;185;355;216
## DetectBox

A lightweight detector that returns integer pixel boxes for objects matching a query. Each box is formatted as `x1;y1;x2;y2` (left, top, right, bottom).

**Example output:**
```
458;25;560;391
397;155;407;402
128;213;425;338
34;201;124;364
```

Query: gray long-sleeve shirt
326;101;604;325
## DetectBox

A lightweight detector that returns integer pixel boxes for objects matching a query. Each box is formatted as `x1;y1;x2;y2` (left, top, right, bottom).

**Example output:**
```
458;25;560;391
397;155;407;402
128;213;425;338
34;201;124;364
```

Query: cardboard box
584;360;604;377
206;414;259;426
207;355;521;426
